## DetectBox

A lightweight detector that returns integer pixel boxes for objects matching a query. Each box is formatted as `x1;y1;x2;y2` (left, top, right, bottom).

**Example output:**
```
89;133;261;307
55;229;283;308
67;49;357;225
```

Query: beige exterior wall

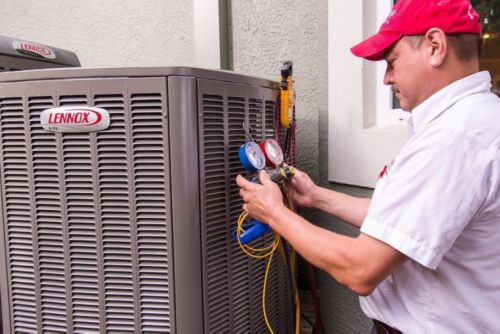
1;0;373;332
0;0;195;67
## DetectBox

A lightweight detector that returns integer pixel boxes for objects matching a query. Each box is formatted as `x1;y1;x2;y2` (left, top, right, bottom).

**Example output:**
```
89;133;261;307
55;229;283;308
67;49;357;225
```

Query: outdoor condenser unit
0;35;80;72
0;67;293;333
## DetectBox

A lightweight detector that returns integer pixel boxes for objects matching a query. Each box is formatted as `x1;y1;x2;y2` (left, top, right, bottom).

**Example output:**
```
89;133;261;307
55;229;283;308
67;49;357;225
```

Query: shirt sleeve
361;126;492;269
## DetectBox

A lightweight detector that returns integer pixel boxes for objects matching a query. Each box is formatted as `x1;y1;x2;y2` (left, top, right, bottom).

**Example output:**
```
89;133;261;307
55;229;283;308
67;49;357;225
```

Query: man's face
383;37;429;112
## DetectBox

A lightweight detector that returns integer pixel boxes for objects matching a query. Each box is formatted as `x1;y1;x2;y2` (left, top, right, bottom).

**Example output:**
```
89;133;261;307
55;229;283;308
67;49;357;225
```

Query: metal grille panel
198;79;290;334
32;96;67;334
265;100;276;140
200;93;230;333
227;96;251;334
0;78;172;334
95;93;136;332
0;96;38;333
130;93;171;333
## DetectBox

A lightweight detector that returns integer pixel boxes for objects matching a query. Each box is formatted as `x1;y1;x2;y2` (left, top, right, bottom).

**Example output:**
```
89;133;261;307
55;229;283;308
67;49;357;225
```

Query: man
236;0;500;333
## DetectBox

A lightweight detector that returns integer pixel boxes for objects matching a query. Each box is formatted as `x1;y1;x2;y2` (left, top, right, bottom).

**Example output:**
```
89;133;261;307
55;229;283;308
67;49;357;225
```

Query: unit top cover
0;66;278;89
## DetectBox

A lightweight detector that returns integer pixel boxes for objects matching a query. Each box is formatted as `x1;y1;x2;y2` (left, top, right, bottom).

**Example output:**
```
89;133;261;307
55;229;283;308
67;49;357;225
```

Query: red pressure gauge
259;139;284;167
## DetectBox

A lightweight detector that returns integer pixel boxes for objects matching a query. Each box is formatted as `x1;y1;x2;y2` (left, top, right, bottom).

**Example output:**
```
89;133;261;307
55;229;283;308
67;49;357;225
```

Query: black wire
284;124;295;165
283;128;291;160
308;263;323;334
301;312;314;326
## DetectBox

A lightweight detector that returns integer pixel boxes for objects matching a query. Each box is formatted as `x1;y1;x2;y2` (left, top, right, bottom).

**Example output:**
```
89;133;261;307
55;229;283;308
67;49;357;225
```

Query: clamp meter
280;61;295;128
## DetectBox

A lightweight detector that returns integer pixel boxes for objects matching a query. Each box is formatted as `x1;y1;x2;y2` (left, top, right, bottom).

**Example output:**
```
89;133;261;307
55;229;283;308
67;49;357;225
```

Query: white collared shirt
359;71;500;333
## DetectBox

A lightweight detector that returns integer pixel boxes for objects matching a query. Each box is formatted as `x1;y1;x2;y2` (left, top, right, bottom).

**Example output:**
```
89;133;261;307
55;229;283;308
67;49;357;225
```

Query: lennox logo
41;107;110;133
48;111;97;124
12;41;56;60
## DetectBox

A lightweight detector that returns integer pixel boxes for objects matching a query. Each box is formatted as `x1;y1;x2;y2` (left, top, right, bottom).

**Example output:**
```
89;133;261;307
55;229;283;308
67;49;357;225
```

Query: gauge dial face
263;139;284;166
246;142;265;170
239;142;265;171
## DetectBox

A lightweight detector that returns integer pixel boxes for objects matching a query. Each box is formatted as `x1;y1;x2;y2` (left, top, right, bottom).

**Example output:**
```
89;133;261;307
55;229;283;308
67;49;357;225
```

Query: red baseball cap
351;0;482;61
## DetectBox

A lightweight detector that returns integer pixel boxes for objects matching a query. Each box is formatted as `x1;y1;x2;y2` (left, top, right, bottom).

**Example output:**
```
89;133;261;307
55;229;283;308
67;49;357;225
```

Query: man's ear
425;28;448;67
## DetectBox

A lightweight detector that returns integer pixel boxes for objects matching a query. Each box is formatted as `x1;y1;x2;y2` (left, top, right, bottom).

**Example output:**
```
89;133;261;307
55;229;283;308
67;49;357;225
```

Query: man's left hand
236;170;285;223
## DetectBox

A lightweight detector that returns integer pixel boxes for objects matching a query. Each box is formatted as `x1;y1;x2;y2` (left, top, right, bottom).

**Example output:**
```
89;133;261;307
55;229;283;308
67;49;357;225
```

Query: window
376;0;407;124
473;0;500;96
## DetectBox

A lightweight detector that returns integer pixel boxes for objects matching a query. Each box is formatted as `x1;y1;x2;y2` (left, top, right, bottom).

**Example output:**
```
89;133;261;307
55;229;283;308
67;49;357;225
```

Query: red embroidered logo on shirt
379;159;395;178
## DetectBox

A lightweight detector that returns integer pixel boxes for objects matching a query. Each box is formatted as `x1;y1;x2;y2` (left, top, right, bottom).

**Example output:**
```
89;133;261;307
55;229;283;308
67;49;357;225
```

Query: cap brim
351;32;402;61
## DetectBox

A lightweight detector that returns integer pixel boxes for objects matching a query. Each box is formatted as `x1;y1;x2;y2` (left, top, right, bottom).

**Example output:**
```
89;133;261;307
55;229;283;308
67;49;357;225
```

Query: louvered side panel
264;100;276;140
227;97;251;334
0;97;39;334
247;98;269;334
198;79;291;334
95;96;136;333
30;96;68;333
130;93;171;333
266;254;281;332
249;99;263;142
200;93;230;333
277;253;291;333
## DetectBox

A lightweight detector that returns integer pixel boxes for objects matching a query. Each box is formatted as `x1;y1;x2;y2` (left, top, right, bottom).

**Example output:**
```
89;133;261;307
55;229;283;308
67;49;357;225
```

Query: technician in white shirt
236;0;500;333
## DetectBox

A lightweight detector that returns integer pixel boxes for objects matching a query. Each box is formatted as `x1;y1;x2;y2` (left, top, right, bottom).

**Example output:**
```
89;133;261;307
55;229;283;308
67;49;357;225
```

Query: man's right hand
286;168;370;228
287;168;318;208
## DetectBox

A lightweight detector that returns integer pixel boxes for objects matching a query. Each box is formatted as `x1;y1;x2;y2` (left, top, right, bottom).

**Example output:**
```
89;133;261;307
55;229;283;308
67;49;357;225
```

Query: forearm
268;206;376;295
312;187;371;228
237;171;402;295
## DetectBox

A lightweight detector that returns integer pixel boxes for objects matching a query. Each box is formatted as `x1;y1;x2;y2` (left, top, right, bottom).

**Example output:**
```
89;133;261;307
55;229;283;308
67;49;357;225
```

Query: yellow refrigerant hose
235;193;301;334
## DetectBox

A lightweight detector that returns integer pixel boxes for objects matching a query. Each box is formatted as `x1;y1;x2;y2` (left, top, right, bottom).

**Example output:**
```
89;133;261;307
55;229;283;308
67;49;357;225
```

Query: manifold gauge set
235;138;295;244
238;138;284;172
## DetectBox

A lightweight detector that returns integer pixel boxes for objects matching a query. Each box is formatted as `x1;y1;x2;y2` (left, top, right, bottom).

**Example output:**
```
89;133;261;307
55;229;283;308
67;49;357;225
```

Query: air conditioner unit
0;35;80;72
0;67;293;333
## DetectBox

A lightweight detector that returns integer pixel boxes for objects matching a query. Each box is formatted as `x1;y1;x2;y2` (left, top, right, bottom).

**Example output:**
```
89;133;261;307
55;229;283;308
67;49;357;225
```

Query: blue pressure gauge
238;142;266;172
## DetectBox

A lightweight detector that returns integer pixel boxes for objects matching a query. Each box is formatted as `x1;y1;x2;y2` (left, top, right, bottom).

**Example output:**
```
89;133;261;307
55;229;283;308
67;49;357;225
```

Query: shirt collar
408;71;492;135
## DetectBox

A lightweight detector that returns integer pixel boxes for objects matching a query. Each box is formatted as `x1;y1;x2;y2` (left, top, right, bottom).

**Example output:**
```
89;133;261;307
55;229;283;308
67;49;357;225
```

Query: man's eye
386;59;396;69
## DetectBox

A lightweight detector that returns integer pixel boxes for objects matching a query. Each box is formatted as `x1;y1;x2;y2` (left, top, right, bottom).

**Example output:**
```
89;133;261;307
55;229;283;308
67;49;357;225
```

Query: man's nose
383;69;393;86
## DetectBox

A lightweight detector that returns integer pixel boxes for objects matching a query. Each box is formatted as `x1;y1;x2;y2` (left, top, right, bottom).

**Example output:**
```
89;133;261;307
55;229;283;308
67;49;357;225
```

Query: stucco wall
0;0;194;67
316;186;373;333
231;0;326;180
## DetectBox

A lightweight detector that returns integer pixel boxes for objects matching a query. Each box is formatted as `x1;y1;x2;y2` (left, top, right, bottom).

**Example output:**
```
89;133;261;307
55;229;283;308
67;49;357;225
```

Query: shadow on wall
317;184;374;334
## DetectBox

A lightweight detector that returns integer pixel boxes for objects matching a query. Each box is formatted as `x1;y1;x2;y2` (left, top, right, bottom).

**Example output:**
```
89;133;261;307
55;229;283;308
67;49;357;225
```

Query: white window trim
328;0;408;188
375;0;409;126
193;0;221;69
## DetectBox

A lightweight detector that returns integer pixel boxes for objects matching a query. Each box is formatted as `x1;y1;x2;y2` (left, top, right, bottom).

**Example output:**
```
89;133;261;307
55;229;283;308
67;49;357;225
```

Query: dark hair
405;33;482;61
446;33;482;61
